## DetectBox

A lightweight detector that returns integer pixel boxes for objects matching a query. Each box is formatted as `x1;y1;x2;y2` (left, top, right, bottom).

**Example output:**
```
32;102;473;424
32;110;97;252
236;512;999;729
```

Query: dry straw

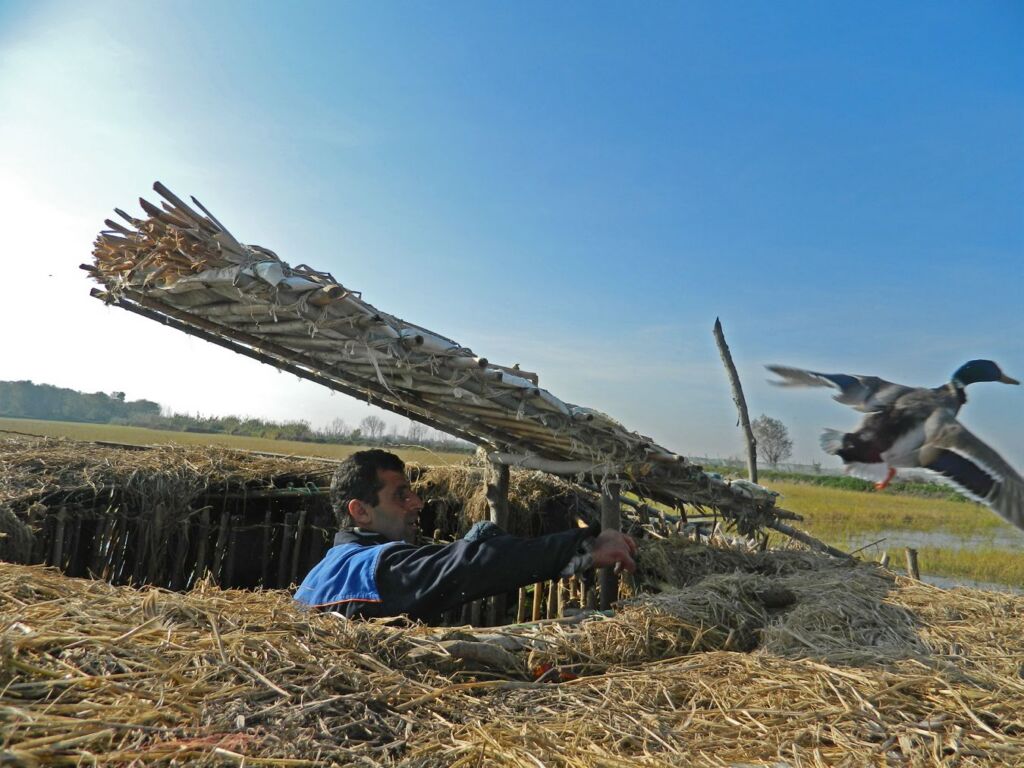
4;536;1023;766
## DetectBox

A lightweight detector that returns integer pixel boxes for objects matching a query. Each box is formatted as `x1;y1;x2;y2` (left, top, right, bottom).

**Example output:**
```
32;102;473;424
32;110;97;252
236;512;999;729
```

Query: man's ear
347;499;372;526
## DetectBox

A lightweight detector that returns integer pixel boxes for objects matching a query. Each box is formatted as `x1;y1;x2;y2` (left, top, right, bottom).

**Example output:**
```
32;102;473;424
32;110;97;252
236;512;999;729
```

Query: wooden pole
546;580;558;619
486;461;510;624
90;514;112;579
225;514;244;587
713;317;758;483
261;508;274;588
290;508;308;586
277;512;296;588
170;521;190;591
531;582;543;622
516;587;529;623
904;548;920;581
211;509;230;585
558;578;570;616
194;507;211;586
49;508;68;568
599;482;621;610
486;462;511;528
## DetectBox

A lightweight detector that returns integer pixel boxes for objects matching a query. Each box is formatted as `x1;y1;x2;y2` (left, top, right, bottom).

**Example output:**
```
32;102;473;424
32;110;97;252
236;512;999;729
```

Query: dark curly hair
330;450;406;529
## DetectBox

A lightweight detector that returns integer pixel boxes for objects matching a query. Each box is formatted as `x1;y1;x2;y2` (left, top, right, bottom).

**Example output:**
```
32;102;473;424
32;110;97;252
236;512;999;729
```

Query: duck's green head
951;360;1020;387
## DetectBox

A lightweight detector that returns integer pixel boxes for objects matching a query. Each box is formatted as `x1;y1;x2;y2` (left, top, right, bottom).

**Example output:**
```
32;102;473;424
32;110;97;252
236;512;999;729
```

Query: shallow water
919;573;1023;594
845;528;1024;554
842;528;1024;594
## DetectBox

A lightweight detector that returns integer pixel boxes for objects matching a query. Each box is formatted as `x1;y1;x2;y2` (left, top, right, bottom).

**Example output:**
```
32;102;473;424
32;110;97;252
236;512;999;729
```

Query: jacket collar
333;528;393;547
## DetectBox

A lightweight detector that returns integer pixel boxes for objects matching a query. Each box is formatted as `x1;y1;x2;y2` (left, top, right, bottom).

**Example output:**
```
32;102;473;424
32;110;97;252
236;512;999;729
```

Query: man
295;449;637;623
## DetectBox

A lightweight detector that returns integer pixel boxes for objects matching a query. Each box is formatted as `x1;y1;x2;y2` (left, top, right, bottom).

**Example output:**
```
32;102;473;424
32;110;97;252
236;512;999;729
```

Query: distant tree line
0;380;472;453
0;380;161;423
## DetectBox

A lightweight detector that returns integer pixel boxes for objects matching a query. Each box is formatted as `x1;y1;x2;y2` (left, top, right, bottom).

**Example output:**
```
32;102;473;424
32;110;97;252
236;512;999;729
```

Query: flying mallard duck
766;360;1024;532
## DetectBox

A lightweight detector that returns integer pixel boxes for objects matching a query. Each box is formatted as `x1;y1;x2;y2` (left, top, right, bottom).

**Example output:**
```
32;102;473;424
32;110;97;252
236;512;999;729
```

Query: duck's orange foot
874;467;896;491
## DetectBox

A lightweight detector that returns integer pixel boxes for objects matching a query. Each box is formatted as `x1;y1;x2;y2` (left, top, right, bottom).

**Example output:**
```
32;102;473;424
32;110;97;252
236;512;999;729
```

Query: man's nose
409;492;423;511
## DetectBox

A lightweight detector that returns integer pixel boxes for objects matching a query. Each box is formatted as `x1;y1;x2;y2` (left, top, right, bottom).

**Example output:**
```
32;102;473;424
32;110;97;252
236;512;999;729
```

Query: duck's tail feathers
820;429;844;455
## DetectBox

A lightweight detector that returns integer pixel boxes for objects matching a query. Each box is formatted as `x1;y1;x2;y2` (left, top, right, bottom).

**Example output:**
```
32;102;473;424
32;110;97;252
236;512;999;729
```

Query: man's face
351;469;424;543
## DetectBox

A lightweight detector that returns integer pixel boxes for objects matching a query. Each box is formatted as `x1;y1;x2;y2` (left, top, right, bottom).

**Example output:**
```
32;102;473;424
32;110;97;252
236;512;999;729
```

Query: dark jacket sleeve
374;528;594;622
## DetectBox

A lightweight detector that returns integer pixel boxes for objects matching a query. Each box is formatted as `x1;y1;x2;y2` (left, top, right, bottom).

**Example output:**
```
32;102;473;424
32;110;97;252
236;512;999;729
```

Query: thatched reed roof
4;538;1022;766
85;183;800;542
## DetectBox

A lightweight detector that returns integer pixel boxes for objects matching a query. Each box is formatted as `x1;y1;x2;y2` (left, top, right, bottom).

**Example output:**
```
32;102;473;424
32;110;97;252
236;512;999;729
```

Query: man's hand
590;530;638;572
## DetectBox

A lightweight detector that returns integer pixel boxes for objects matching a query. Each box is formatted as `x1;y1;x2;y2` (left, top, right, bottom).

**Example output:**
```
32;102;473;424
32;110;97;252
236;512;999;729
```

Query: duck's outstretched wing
766;365;913;413
906;411;1024;532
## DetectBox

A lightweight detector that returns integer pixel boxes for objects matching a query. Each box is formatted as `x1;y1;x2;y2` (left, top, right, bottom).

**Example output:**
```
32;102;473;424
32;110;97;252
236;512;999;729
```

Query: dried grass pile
4;537;1023;767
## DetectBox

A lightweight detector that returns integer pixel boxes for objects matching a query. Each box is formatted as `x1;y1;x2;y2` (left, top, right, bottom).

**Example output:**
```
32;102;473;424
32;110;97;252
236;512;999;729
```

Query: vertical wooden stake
546;580;558;619
713;317;758;483
132;515;148;585
290;508;308;586
49;508;68;568
260;508;273;588
67;515;83;576
585;580;598;610
277;512;296;588
517;587;529;623
90;514;112;579
879;551;890;569
211;509;230;585
485;461;510;624
904;548;920;581
531;582;543;622
194;507;211;586
599;482;621;610
170;520;190;591
225;514;242;588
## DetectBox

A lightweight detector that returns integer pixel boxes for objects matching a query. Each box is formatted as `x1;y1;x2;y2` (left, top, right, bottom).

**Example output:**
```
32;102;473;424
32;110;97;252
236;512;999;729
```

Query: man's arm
375;527;635;621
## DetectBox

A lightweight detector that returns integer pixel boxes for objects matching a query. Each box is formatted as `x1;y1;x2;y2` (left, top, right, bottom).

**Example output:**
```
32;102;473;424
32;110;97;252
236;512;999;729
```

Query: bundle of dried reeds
85;183;794;540
4;538;1022;766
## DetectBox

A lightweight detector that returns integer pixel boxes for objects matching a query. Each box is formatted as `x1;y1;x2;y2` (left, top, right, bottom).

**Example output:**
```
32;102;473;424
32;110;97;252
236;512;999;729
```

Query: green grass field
0;416;469;466
764;480;1024;587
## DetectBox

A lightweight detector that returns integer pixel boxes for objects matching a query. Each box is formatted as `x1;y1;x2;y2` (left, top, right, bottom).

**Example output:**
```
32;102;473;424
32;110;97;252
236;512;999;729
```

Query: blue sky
1;1;1021;467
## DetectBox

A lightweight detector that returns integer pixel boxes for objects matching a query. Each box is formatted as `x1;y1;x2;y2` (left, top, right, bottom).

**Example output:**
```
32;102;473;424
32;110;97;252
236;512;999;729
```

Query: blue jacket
295;524;596;623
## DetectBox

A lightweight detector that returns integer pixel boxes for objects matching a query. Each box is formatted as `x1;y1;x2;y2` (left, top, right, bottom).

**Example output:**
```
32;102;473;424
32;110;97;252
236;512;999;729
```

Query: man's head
331;449;423;543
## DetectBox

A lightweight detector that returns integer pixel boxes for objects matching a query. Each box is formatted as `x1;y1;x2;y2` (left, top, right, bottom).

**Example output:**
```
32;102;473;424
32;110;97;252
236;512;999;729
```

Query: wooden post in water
904;548;920;581
879;552;890;569
599;482;621;610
